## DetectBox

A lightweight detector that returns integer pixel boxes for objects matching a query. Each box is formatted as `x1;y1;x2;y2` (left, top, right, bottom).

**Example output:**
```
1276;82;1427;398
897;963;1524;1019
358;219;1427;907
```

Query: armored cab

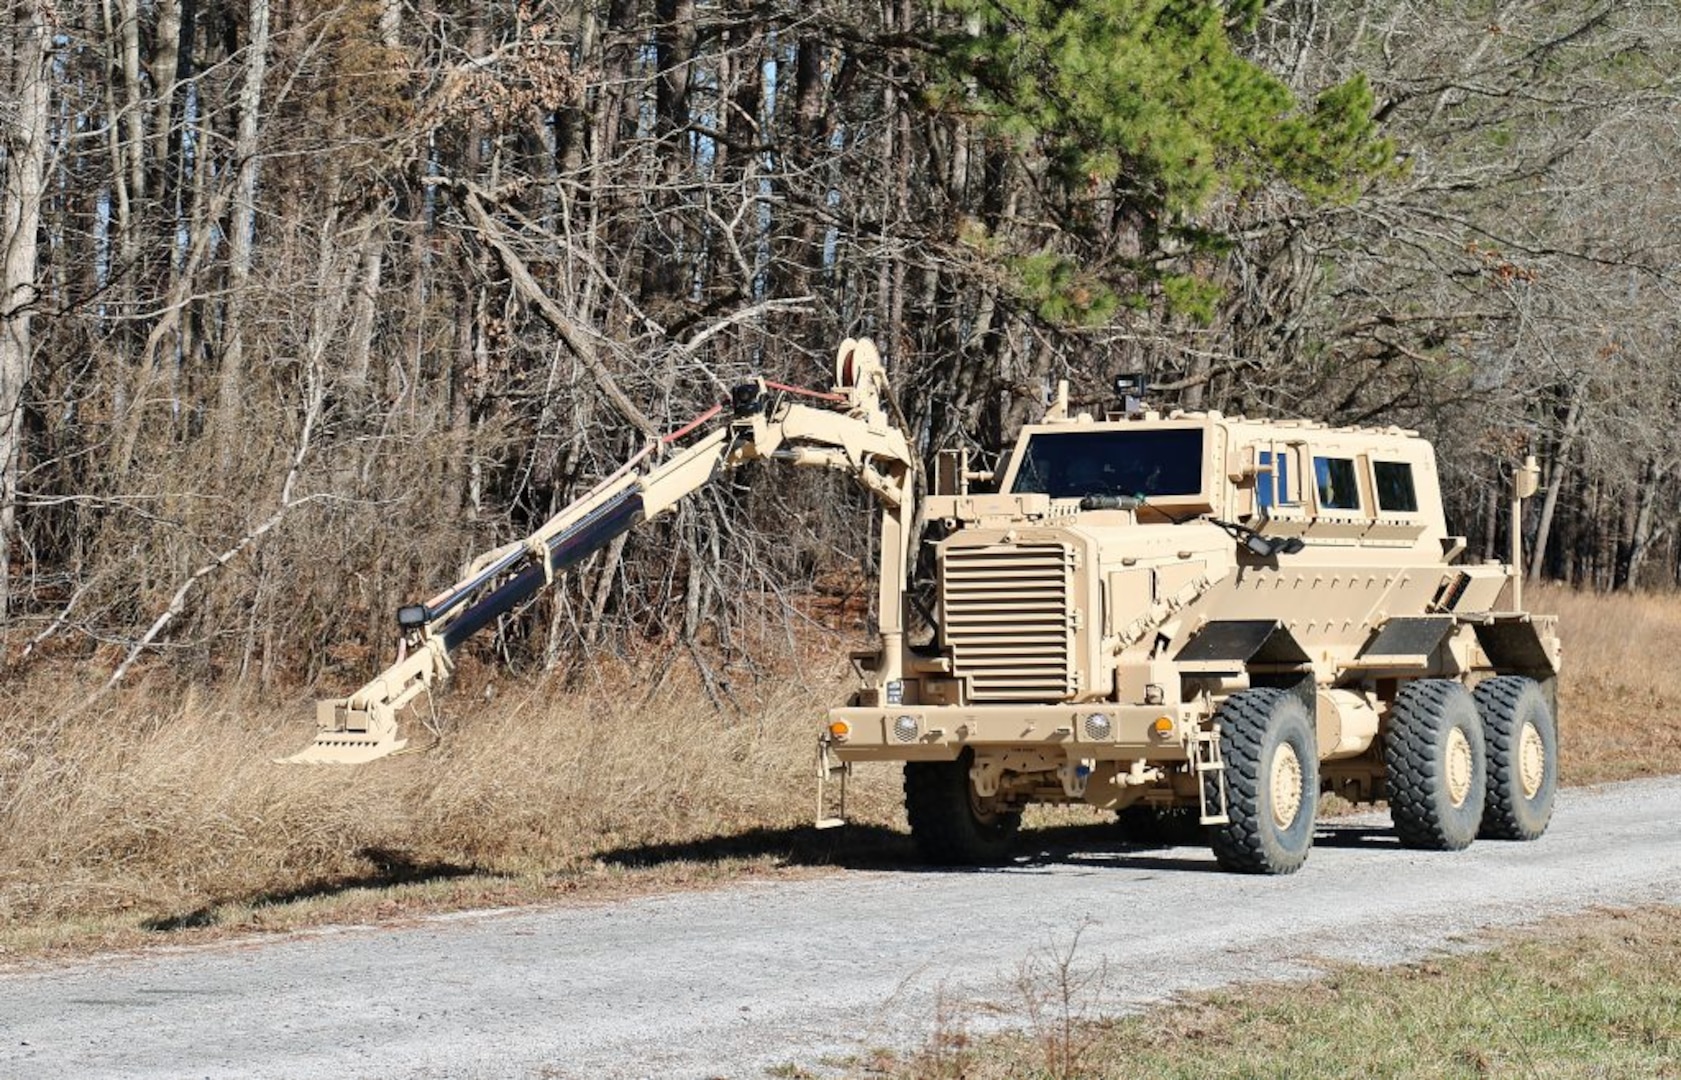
824;397;1560;874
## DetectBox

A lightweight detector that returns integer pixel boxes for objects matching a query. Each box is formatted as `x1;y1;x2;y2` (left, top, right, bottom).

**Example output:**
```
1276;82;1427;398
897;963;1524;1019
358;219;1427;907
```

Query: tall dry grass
0;648;905;942
1;586;1675;946
1528;584;1681;785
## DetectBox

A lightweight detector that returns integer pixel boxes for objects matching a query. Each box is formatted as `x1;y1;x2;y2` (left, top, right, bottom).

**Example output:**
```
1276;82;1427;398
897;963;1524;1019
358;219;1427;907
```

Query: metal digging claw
277;700;409;765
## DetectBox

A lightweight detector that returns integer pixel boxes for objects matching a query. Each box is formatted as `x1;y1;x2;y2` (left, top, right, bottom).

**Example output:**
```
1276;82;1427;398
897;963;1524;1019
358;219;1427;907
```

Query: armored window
1374;460;1419;513
1313;456;1361;511
1009;429;1204;499
1256;450;1293;510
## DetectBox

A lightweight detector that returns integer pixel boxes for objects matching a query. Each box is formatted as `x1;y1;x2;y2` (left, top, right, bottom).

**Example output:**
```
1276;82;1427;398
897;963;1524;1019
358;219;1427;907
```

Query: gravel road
4;775;1679;1079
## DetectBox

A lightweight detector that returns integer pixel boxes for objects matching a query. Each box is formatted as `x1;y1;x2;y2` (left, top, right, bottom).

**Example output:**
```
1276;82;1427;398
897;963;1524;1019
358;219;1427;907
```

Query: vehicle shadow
597;820;1254;876
597;823;925;873
1014;819;1401;870
141;846;488;932
1012;834;1230;874
1311;823;1402;849
599;816;1405;877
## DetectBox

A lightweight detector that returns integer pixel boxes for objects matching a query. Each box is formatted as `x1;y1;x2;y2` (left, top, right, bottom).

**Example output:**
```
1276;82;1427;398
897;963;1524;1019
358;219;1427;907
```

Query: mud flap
1174;619;1310;674
1343;616;1456;672
1470;617;1559;680
1470;615;1561;716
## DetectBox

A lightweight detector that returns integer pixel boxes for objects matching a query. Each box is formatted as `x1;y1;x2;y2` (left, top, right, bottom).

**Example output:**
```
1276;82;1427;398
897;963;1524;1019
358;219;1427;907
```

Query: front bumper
824;703;1190;763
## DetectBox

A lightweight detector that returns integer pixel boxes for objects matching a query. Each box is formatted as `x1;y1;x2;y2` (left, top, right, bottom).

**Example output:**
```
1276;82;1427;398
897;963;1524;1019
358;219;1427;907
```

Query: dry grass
1528;584;1681;784
0;648;912;957
1;586;1676;957
872;905;1681;1079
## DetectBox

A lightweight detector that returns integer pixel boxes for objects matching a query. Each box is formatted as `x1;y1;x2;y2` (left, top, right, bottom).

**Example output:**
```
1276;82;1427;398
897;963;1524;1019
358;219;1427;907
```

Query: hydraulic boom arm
285;338;913;764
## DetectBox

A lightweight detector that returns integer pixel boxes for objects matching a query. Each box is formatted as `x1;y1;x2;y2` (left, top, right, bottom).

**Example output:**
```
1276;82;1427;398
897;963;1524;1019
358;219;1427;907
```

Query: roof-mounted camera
1114;373;1148;417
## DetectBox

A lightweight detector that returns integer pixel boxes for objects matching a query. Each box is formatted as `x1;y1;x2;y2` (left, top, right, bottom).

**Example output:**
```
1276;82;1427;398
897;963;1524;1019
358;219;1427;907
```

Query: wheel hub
1270;742;1304;829
1519;721;1546;799
1445;726;1474;808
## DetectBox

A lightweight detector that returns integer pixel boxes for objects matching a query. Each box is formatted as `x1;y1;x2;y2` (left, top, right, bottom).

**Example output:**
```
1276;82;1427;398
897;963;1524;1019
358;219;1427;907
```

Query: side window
1374;460;1419;513
1313;456;1361;511
1257;450;1292;510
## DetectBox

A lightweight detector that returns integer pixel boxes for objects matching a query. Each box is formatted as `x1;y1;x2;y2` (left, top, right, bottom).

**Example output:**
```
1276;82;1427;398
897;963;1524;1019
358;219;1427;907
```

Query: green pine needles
937;0;1395;323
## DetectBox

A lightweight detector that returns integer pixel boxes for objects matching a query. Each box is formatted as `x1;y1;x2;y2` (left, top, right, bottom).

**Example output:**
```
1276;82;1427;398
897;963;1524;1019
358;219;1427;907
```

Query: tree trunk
158;0;195;211
344;213;389;392
98;0;137;306
1528;392;1582;582
216;0;272;460
1622;459;1669;592
1477;475;1496;562
781;36;827;306
0;0;54;620
642;0;697;308
116;0;146;213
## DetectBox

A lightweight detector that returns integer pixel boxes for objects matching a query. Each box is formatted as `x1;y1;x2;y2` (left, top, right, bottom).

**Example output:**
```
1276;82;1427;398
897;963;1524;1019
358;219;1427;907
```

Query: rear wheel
904;749;1021;865
1385;679;1486;850
1207;688;1318;875
1475;676;1557;840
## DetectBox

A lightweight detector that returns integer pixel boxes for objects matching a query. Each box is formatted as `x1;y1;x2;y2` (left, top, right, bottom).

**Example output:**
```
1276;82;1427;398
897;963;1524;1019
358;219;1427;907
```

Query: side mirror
1245;534;1305;557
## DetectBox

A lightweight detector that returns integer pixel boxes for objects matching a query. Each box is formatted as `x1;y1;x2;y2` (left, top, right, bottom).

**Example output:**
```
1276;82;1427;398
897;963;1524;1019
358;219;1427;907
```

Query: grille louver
942;543;1076;702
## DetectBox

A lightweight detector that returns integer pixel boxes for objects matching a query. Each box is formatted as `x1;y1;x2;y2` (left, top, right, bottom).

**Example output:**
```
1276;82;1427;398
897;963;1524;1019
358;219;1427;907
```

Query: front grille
941;542;1076;703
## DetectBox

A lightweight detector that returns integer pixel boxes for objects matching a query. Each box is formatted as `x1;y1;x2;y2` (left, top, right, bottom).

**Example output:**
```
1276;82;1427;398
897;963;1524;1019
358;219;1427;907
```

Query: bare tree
0;0;54;623
3;0;1680;687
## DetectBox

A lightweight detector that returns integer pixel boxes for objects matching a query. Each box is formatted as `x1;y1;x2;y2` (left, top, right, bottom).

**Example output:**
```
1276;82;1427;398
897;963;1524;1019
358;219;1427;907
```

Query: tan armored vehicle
291;338;1560;875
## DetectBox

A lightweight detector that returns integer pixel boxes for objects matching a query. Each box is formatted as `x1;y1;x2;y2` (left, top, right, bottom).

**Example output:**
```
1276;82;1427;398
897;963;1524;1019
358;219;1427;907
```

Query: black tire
904;749;1021;865
1207;688;1319;875
1385;679;1486;850
1115;804;1204;848
1474;676;1558;841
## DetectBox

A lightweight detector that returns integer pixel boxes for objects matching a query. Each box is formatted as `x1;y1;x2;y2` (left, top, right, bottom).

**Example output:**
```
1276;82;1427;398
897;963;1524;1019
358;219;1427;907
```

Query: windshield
1009;429;1205;499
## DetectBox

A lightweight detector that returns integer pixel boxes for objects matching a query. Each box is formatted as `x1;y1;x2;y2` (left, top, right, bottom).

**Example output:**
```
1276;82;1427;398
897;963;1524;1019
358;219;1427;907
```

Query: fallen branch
674;295;814;360
97;365;326;696
460;184;659;440
17;578;92;663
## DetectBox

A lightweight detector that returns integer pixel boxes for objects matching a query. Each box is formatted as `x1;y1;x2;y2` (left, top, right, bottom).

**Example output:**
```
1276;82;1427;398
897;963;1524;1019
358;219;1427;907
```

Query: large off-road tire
1207;688;1319;875
1385;679;1487;850
904;749;1022;865
1474;676;1558;841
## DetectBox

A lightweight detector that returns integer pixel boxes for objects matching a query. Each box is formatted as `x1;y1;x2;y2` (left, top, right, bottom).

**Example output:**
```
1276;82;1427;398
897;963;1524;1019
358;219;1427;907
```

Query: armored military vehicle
293;338;1559;875
823;384;1559;874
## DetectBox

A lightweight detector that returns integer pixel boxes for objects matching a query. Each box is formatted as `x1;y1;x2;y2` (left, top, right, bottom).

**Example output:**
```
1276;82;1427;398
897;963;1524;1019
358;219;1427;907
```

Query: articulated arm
284;338;913;764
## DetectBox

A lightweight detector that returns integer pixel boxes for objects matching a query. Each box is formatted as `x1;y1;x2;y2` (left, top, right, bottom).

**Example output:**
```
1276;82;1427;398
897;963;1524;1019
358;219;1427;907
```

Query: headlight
1084;713;1112;741
892;715;920;743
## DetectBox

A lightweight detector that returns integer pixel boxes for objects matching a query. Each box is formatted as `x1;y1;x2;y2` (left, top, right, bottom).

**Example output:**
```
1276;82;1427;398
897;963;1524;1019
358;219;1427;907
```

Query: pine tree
935;0;1394;322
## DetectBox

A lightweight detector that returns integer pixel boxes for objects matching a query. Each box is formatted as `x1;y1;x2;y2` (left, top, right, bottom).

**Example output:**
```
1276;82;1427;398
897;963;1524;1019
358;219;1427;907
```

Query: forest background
1;0;1678;694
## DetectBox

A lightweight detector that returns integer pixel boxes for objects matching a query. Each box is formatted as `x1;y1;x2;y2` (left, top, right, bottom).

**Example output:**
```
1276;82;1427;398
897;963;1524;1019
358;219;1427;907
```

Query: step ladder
815;741;851;830
1195;726;1230;826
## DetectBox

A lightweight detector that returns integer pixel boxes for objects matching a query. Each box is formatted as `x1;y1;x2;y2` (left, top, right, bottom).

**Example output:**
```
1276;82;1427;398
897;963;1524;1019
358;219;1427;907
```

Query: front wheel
904;749;1021;865
1207;688;1319;875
